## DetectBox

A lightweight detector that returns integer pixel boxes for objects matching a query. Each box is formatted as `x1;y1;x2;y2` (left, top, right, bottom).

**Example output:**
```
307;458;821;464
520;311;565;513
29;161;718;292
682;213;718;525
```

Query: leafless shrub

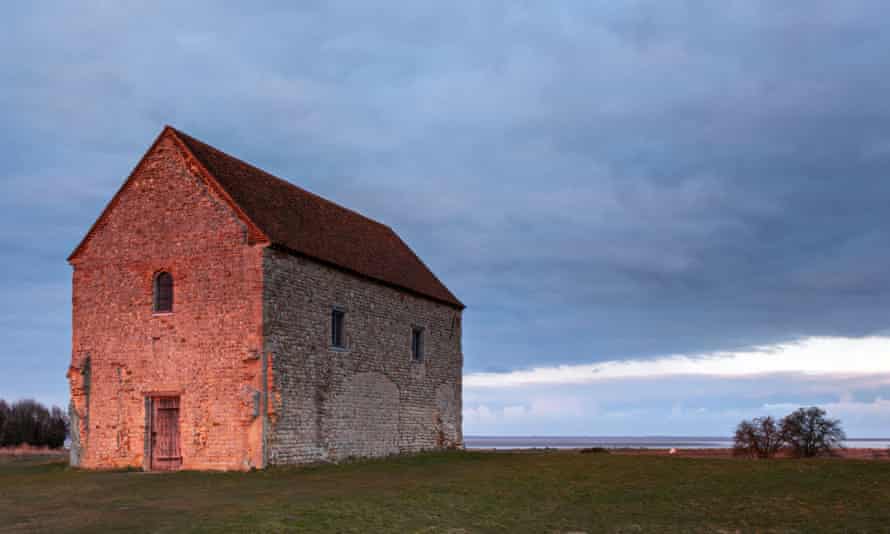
780;406;845;458
733;416;784;458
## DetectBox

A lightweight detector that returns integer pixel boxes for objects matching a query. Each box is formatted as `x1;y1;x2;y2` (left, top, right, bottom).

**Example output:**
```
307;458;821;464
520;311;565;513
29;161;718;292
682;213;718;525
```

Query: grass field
1;451;889;533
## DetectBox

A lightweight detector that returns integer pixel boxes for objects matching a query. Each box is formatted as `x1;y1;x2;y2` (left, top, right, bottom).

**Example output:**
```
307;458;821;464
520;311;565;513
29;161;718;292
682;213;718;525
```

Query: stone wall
69;129;462;470
68;134;266;471
263;248;463;464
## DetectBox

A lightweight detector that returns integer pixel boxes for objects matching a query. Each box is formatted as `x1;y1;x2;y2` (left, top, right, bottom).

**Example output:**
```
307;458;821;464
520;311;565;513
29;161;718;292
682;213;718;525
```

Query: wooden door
150;396;182;470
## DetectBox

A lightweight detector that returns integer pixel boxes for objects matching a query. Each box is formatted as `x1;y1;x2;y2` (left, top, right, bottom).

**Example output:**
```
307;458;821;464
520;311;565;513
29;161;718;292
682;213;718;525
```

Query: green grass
1;451;889;533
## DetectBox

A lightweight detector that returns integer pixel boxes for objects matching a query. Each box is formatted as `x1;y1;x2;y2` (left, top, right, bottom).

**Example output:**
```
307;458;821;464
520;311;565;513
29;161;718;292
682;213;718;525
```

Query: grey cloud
3;1;890;407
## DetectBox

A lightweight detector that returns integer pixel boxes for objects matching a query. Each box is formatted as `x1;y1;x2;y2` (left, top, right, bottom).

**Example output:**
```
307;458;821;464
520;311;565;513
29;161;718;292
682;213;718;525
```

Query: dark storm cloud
3;1;890;406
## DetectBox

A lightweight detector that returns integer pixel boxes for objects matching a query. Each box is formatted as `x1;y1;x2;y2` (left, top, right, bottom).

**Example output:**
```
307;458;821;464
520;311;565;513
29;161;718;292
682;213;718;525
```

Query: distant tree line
0;399;69;449
733;406;845;459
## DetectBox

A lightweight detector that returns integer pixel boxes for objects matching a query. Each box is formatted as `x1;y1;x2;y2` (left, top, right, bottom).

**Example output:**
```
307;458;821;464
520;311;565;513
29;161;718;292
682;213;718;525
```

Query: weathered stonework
263;249;463;464
68;128;463;471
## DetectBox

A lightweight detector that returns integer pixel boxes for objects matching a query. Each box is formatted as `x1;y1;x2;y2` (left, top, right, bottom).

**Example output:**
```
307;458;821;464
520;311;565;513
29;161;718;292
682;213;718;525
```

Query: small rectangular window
331;309;345;348
153;272;174;313
411;327;424;362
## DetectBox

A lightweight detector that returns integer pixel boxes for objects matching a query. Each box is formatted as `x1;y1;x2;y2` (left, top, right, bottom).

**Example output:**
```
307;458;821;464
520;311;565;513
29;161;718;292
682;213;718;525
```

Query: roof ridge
169;127;390;231
164;126;464;309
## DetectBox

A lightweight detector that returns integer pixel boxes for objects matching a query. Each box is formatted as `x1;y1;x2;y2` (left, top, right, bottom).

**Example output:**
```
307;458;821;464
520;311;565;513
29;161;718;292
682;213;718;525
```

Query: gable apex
67;127;269;263
69;126;464;309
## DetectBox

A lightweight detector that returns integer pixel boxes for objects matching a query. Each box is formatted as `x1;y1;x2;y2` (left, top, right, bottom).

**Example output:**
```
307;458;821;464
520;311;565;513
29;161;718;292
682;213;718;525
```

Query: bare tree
733;416;784;458
780;406;845;458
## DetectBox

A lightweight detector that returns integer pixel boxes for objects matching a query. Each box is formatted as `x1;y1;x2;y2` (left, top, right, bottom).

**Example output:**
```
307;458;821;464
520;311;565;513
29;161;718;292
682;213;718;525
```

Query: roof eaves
385;226;465;309
268;243;465;310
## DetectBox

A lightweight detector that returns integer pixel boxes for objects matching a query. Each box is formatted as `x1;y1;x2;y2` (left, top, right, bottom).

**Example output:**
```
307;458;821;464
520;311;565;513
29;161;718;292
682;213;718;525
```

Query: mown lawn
1;451;889;533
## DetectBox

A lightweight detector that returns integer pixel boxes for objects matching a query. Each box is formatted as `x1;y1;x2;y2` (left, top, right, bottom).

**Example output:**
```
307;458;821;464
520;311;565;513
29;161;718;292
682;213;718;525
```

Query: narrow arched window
154;272;174;313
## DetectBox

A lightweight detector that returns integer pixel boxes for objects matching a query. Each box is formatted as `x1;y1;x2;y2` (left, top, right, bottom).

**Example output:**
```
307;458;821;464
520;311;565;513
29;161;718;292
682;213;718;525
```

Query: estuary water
464;436;890;450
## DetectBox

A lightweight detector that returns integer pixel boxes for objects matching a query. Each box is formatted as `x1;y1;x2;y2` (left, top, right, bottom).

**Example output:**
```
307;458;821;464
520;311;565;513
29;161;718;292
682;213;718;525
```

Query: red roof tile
171;127;463;309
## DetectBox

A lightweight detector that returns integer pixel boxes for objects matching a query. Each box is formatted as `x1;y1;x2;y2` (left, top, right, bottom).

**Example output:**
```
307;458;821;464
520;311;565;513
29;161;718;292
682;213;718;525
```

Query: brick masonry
68;131;463;471
68;135;266;471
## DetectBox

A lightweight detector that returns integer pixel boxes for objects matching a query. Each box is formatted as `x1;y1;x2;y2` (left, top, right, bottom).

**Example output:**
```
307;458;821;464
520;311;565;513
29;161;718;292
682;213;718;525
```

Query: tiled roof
171;128;463;309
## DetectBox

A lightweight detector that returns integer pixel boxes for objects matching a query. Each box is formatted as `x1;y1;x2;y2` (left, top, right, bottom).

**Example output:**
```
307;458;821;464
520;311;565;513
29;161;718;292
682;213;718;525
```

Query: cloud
5;2;890;434
466;336;890;388
764;397;890;420
463;386;890;437
462;336;890;436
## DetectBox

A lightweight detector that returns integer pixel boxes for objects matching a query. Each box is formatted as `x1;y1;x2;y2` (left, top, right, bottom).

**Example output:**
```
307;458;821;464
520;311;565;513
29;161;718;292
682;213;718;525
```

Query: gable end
67;126;269;263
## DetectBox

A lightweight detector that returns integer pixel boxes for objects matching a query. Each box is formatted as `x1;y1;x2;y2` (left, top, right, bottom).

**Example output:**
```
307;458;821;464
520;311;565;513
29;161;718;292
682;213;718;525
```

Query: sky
2;1;890;437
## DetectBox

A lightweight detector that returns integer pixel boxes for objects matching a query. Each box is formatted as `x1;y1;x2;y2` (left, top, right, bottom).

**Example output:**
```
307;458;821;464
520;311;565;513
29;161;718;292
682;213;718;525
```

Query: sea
464;436;890;450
